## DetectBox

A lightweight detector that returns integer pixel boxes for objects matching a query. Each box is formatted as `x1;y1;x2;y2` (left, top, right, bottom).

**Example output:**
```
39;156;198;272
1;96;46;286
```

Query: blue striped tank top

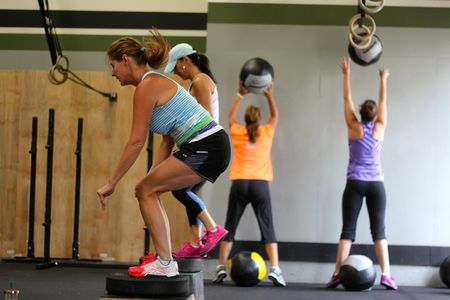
347;122;384;181
142;71;216;147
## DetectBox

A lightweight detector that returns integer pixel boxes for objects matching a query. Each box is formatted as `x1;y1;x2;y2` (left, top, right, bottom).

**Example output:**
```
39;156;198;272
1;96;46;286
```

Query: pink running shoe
326;272;341;288
129;256;179;278
128;252;157;277
201;226;228;256
173;241;205;258
380;274;398;290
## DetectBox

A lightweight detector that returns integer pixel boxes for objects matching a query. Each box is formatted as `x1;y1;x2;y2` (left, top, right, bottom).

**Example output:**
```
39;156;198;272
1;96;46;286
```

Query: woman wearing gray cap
165;43;223;258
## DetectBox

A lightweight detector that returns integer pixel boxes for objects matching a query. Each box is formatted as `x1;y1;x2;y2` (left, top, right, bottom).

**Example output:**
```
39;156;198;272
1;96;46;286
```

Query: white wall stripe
4;0;450;11
0;28;207;37
2;0;208;13
208;0;450;8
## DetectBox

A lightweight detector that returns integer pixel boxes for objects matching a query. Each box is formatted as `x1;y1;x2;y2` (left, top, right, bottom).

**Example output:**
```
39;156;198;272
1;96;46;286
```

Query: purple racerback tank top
347;122;384;181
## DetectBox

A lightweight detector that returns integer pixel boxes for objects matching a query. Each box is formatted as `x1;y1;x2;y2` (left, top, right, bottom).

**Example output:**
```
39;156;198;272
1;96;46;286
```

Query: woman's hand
340;57;351;75
379;68;390;81
263;84;274;98
97;181;116;210
238;81;248;97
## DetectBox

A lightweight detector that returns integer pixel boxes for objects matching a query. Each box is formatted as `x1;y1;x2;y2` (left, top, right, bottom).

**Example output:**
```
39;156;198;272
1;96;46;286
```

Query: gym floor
1;261;449;300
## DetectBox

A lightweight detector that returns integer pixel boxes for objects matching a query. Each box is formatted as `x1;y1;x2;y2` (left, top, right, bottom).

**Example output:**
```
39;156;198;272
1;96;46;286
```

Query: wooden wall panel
0;70;190;262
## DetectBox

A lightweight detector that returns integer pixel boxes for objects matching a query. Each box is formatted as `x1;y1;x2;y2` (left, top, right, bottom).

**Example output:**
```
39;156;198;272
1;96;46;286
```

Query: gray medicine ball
348;34;383;67
339;255;376;291
439;255;450;288
239;57;274;94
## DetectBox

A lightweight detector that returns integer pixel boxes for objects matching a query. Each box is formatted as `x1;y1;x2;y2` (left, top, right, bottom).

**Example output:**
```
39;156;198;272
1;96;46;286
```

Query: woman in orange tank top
212;82;286;287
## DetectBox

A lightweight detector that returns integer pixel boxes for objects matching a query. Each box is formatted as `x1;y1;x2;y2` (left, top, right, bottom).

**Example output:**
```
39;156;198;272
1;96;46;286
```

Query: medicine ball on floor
228;251;266;286
339;255;376;291
348;34;383;66
439;255;450;288
239;57;274;94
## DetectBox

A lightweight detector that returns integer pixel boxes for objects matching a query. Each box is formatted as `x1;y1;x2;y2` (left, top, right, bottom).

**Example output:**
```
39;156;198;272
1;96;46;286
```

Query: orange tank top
229;123;274;181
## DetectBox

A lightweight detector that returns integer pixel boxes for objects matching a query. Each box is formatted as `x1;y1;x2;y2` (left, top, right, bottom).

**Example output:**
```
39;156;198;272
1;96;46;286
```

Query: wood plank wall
0;70;190;262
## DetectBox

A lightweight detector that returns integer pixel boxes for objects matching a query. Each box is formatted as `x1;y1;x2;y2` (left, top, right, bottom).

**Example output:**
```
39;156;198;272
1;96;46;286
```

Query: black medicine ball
339;255;376;291
228;251;266;287
439;255;450;288
239;57;274;94
348;34;383;67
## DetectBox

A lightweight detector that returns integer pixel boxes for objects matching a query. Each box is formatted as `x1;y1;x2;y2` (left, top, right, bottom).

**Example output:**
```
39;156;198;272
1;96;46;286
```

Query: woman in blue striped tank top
327;57;398;290
96;29;230;278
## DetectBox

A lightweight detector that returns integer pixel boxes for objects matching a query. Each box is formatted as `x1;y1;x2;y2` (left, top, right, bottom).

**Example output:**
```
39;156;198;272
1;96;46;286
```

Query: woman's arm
190;75;213;117
108;83;156;184
375;68;389;130
97;81;156;209
264;84;279;128
340;57;361;136
228;81;247;128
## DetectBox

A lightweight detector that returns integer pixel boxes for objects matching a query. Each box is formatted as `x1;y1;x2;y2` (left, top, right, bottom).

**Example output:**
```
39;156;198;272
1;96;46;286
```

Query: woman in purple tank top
326;57;398;290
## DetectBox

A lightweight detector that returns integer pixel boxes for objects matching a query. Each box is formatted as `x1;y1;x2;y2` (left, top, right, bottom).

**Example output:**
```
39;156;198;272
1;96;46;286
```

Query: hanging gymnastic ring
349;14;376;41
48;55;69;85
359;0;385;14
348;33;372;50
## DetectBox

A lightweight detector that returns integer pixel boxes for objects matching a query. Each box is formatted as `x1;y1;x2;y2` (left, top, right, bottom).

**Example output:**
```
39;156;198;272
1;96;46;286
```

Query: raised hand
379;68;390;81
238;80;248;97
340;57;351;75
263;84;274;98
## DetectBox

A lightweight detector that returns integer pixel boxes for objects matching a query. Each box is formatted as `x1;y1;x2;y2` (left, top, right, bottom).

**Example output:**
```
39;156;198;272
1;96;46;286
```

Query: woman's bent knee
135;181;160;201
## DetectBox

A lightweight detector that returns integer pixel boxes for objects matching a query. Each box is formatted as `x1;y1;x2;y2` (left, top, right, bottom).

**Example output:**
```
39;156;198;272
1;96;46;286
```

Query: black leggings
223;180;277;243
172;181;206;226
340;180;386;241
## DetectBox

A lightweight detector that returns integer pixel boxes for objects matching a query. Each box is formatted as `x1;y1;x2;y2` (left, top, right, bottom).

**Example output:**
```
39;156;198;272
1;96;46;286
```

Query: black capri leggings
172;181;206;226
223;180;277;243
340;180;387;242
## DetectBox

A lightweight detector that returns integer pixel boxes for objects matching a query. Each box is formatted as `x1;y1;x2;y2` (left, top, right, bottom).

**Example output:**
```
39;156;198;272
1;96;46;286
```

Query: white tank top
190;74;219;123
210;84;219;123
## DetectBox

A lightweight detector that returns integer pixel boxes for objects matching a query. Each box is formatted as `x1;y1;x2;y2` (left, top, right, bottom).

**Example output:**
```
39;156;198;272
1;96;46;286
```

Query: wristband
236;93;244;99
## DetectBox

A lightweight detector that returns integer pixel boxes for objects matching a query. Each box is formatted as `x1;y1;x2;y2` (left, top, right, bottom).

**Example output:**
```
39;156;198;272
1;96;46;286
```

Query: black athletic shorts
173;129;230;182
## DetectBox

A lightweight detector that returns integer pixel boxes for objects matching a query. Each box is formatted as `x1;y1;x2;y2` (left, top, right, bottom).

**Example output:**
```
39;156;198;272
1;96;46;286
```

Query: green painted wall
208;3;450;28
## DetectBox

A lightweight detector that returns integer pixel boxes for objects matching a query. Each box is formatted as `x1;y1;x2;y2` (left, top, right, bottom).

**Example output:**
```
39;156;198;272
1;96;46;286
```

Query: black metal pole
72;118;83;259
27;117;38;258
41;109;55;266
144;130;154;255
358;0;366;25
37;0;58;65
